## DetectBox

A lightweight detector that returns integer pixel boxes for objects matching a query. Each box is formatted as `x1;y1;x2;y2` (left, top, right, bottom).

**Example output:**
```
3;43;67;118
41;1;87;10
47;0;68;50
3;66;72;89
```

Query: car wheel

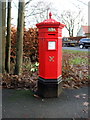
79;45;84;49
85;46;88;49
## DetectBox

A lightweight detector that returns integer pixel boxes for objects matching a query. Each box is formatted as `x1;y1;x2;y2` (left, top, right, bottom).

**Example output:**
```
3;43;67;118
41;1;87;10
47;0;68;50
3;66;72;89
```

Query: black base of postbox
37;76;63;98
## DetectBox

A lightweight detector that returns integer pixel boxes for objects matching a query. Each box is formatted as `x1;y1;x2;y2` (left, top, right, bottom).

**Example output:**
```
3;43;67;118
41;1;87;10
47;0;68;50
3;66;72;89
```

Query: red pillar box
36;13;65;97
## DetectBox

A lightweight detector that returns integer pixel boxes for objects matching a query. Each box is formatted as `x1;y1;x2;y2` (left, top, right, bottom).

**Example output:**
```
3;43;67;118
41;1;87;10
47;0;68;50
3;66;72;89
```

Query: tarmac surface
2;86;89;119
63;47;89;52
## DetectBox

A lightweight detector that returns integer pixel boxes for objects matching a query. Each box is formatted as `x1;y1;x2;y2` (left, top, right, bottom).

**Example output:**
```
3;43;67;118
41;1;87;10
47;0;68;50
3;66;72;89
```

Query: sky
11;0;90;37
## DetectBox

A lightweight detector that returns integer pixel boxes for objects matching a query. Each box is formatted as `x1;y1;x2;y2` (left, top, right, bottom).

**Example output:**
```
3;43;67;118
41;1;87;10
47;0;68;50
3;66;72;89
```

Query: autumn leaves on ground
2;28;88;91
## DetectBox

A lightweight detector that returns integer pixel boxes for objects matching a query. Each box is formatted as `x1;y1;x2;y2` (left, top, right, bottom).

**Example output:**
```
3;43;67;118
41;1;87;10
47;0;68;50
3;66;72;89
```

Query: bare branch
25;0;32;6
55;9;84;37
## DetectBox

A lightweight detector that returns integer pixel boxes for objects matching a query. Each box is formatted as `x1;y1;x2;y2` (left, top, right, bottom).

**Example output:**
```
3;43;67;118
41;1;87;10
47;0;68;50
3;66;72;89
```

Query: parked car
62;37;78;47
79;38;90;49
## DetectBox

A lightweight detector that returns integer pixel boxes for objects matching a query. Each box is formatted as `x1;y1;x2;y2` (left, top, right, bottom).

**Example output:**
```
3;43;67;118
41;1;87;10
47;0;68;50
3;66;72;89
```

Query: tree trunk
14;0;25;75
68;27;71;37
2;1;6;73
0;1;2;73
5;1;11;73
71;29;74;37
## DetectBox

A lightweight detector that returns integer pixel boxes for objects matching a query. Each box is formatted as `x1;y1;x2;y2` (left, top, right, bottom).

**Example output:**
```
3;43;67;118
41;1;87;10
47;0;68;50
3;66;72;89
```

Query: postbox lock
49;56;54;62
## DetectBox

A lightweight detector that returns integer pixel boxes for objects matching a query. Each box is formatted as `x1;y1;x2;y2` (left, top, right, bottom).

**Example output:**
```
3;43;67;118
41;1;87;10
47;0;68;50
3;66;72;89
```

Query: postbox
36;12;65;97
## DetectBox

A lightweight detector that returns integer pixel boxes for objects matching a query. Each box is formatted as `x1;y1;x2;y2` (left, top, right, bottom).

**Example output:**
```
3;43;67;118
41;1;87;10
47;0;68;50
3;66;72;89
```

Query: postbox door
42;39;57;79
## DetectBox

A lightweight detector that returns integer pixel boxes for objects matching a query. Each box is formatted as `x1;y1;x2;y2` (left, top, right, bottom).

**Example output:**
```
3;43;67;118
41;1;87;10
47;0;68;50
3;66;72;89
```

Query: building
77;26;90;37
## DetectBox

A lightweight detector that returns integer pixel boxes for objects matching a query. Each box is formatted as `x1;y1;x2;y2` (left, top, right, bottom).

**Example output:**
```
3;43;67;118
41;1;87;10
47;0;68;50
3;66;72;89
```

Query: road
63;46;89;52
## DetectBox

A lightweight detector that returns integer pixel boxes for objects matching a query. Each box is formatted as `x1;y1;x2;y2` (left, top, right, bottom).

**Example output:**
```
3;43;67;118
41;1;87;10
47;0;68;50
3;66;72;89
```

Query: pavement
63;47;88;52
2;86;89;119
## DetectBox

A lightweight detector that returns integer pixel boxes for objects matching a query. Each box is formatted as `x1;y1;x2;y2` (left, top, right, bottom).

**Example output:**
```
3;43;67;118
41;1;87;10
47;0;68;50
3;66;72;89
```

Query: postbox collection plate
48;41;56;50
48;28;56;31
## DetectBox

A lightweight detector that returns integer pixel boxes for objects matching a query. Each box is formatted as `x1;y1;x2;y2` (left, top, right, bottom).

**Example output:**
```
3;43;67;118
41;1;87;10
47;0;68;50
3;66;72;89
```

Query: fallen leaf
83;108;88;113
33;94;40;98
75;95;80;98
42;99;44;102
83;102;89;106
82;96;86;99
73;86;79;89
81;94;87;96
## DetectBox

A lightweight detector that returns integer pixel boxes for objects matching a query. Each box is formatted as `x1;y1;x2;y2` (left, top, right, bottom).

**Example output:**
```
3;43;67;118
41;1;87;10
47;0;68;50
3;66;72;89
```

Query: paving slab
2;87;89;119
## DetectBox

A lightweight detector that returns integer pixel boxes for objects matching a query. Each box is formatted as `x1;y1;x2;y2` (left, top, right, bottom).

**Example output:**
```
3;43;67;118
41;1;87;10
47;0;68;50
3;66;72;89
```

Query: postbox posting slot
48;41;56;50
48;34;56;35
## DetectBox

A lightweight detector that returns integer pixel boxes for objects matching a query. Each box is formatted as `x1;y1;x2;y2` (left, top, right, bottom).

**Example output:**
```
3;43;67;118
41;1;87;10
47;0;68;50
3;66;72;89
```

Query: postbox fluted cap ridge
36;21;65;29
36;12;65;28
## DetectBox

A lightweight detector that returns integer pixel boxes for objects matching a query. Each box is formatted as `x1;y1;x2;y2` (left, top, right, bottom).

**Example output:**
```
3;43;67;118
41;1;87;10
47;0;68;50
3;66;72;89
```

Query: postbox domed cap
36;12;65;28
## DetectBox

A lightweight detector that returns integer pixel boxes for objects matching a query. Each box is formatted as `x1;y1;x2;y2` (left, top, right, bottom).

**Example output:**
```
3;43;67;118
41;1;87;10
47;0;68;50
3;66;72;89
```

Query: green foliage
23;57;31;72
63;49;88;53
31;62;39;72
70;57;88;65
3;49;88;90
62;50;88;87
